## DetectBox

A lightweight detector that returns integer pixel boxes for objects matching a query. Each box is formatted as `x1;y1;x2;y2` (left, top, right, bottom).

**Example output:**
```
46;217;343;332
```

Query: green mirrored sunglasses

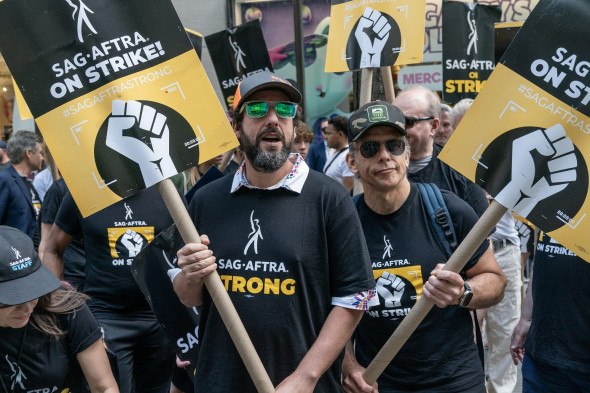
240;101;298;118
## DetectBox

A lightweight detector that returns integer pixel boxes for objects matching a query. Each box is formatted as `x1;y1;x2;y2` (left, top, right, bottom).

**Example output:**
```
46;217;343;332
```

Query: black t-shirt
55;186;176;318
525;234;590;374
408;143;489;218
0;304;101;392
190;171;375;392
41;178;86;288
354;183;489;392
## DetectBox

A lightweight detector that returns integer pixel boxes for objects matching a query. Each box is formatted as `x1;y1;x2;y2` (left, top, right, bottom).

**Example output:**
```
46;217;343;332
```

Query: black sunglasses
359;139;406;159
404;116;434;128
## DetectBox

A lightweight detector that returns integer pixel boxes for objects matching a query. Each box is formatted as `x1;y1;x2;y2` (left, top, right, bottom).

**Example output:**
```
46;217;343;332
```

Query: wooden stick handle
362;200;507;384
157;179;275;393
360;68;374;106
381;66;395;103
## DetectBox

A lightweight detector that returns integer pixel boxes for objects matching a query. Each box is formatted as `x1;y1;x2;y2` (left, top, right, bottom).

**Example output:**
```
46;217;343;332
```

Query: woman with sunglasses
0;226;118;393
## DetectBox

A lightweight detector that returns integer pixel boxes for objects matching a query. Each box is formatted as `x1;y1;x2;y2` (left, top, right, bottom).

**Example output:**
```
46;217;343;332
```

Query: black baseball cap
0;226;61;305
233;71;302;111
348;101;406;142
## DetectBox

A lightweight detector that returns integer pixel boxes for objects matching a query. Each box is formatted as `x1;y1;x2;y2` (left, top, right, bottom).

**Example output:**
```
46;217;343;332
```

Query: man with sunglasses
393;86;489;218
342;101;505;393
172;72;375;392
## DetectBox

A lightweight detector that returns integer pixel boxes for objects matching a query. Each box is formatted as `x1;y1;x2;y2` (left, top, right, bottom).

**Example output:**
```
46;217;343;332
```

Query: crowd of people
0;71;588;393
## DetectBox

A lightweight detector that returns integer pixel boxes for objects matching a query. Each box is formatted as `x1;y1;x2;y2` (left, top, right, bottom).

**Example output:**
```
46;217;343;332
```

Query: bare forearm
521;268;533;320
42;245;65;279
466;271;506;309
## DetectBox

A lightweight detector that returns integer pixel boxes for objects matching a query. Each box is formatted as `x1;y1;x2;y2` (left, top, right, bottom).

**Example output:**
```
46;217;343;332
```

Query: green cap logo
367;105;389;122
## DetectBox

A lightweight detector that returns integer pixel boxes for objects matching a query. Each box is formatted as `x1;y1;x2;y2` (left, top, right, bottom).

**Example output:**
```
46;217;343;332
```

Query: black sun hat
0;226;60;306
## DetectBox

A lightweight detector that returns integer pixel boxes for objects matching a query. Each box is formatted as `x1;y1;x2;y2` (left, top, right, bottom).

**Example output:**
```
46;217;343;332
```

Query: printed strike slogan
439;0;590;262
442;1;500;103
0;0;238;217
325;0;425;72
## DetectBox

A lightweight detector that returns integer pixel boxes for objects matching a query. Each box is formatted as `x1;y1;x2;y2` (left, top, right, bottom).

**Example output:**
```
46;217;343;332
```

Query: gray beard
241;127;293;173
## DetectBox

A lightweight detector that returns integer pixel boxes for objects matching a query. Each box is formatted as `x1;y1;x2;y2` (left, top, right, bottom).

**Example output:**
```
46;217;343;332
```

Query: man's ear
430;118;440;136
232;118;241;140
345;152;358;174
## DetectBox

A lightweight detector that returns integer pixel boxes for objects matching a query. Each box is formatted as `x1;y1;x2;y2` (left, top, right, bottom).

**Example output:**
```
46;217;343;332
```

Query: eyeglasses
239;101;298;118
404;116;434;128
359;139;406;159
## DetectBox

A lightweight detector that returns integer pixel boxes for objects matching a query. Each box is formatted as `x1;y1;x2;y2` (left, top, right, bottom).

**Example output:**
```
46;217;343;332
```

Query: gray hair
440;103;455;124
452;99;474;121
7;130;42;164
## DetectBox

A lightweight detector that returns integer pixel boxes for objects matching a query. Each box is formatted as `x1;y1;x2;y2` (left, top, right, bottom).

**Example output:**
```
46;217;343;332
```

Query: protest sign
185;28;203;59
205;20;273;110
12;79;33;120
132;224;199;379
494;21;522;64
0;0;238;217
442;0;500;102
439;0;590;262
325;0;425;72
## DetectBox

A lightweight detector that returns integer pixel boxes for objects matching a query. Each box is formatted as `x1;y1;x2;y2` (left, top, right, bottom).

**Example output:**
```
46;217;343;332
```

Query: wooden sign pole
157;179;275;393
363;201;507;384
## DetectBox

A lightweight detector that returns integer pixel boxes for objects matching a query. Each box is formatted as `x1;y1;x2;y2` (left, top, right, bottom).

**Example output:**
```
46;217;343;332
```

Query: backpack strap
416;183;458;258
417;183;484;369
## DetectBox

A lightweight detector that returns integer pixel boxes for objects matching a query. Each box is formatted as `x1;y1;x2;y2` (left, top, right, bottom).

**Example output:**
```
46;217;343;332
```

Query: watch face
460;289;473;307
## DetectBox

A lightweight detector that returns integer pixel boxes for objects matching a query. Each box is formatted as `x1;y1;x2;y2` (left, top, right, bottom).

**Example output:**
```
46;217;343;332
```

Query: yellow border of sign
440;63;590;261
12;79;33;120
325;0;425;72
36;49;237;217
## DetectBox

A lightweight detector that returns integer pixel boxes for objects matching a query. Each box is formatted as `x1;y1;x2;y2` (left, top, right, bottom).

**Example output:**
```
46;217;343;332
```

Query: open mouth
318;90;326;98
261;134;282;143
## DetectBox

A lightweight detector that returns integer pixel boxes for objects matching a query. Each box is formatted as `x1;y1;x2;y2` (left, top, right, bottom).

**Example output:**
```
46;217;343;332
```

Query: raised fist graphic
376;271;405;308
355;7;391;68
495;124;577;217
515;221;531;248
120;229;144;258
106;100;177;187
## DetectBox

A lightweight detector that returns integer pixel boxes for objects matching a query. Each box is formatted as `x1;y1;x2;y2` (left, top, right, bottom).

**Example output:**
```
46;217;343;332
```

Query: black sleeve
54;192;83;237
62;303;102;355
327;194;375;297
462;178;489;218
443;190;490;272
41;180;66;225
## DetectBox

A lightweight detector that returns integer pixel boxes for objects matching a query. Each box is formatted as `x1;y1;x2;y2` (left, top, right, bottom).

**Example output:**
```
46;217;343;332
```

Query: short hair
440;103;455;124
397;85;441;118
7;130;42;165
295;122;314;143
328;116;349;137
452;98;474;120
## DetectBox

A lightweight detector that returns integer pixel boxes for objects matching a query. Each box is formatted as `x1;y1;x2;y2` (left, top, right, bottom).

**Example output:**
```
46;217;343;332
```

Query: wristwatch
458;282;473;308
